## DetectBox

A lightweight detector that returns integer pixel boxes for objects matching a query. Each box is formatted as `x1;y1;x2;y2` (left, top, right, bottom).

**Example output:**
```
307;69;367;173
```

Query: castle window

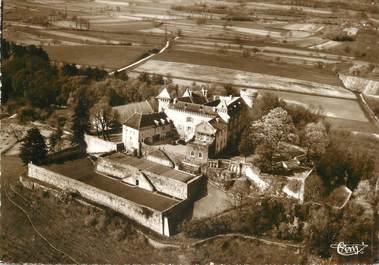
136;179;139;186
198;152;203;158
190;151;195;157
186;117;193;122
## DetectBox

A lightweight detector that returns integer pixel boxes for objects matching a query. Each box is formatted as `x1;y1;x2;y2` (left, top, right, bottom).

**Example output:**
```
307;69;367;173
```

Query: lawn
43;44;156;69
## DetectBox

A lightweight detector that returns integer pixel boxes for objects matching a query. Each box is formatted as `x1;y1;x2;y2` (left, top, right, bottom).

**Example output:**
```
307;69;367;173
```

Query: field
156;49;345;86
44;45;156;69
133;60;354;99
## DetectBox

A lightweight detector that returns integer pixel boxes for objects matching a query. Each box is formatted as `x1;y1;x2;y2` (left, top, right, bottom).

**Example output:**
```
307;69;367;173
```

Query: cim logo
330;242;368;256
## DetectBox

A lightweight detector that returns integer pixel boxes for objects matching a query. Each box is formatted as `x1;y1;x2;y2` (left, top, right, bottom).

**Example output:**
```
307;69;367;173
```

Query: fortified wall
96;156;203;201
84;134;123;154
27;163;188;236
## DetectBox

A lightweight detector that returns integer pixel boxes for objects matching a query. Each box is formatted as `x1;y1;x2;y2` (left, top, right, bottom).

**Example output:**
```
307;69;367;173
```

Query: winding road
109;36;179;75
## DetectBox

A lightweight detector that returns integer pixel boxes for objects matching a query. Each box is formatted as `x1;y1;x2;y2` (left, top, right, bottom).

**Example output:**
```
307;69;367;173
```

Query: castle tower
156;87;172;112
240;88;258;108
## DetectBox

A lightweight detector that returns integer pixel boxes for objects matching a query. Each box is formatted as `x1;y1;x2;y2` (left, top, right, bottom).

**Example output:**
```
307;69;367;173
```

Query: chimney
173;97;178;104
184;103;188;110
189;90;193;97
201;86;208;98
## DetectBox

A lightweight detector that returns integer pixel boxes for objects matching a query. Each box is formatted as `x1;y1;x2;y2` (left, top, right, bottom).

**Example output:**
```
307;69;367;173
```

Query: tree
114;70;128;81
338;200;374;250
20;128;48;165
238;129;253;160
253;143;275;172
90;97;120;140
285;104;321;130
316;142;374;192
248;93;286;121
108;89;126;106
137;72;151;83
249;107;299;151
71;89;91;151
308;205;338;258
302;122;329;161
151;74;164;85
18;106;40;124
62;63;79;76
49;125;63;152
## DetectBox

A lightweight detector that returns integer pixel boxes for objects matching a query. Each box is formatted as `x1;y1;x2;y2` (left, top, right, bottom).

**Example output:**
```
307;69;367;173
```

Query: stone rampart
96;157;201;200
28;163;164;234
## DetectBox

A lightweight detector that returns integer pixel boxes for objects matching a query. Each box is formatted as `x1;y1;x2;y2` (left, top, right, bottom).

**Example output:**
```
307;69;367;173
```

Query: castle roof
222;97;244;117
178;89;208;105
195;121;218;135
124;112;171;130
156;87;171;99
113;101;154;123
171;101;217;116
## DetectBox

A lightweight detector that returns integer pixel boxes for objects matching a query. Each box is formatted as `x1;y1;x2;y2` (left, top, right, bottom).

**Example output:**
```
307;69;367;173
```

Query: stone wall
163;199;193;235
146;152;174;168
208;159;243;176
85;134;120;154
186;143;209;165
96;157;199;200
47;145;81;162
28;163;165;235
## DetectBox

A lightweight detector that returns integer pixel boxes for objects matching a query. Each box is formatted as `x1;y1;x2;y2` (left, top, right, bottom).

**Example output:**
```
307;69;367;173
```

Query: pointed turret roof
182;89;190;97
156;87;171;99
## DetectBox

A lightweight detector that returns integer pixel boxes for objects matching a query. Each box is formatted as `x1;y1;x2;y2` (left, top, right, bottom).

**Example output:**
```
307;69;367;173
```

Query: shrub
84;214;97;227
242;49;251;58
195;17;207;25
112;228;126;241
95;214;108;231
181;216;232;238
41;190;49;198
330;33;355;42
18;106;40;123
